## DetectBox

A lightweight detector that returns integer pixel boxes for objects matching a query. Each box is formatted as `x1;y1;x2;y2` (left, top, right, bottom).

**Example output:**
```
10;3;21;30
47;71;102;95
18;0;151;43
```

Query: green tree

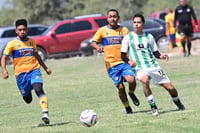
64;0;148;22
0;0;200;27
12;0;71;24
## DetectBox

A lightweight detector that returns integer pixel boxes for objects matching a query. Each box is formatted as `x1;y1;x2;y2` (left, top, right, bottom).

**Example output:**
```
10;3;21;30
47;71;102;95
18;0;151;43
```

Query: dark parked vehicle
80;17;169;56
0;24;48;64
121;17;169;48
80;38;94;56
0;24;48;57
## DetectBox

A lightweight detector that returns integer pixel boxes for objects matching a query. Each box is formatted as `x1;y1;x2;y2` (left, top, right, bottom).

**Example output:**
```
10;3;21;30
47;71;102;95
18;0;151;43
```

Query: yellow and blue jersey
3;38;40;77
165;13;176;34
92;25;129;69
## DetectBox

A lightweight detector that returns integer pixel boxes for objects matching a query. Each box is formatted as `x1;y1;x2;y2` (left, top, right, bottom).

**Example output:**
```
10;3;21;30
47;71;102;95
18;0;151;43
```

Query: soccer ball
80;109;97;127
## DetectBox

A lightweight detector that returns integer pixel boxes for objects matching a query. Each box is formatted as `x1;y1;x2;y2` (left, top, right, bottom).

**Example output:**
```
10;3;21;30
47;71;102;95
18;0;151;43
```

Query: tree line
0;0;199;27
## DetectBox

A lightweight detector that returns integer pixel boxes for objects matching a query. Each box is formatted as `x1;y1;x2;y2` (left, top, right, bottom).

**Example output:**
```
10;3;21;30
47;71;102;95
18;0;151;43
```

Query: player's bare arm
34;52;52;75
1;55;9;79
91;42;103;53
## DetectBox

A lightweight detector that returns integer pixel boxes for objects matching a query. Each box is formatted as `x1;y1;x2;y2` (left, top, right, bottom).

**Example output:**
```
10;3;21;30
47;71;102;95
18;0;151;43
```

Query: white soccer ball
80;109;97;127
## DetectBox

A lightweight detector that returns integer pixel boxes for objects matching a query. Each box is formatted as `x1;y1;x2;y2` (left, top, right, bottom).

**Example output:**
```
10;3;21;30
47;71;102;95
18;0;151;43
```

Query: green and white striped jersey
121;32;160;69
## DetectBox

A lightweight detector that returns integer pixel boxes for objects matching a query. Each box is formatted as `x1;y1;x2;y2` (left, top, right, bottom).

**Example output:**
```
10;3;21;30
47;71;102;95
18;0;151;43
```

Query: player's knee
162;83;174;90
117;83;125;91
23;96;32;104
140;75;149;84
125;75;134;83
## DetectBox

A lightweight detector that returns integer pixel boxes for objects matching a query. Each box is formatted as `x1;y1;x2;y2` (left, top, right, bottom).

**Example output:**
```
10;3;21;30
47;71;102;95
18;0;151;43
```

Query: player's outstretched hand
160;54;169;61
46;68;52;75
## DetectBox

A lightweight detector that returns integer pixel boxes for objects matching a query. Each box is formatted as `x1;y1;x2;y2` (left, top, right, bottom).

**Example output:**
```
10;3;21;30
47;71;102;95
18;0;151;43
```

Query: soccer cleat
125;106;133;114
151;106;159;116
42;113;50;124
173;100;185;110
129;92;140;106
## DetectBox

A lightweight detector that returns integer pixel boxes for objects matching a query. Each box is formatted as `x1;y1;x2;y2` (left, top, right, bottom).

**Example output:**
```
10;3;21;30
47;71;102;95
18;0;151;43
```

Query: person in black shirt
174;0;199;56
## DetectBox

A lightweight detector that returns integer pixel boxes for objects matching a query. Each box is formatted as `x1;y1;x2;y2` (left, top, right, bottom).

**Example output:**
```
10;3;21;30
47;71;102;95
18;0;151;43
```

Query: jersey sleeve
92;27;103;43
121;34;130;53
149;34;158;52
3;42;13;56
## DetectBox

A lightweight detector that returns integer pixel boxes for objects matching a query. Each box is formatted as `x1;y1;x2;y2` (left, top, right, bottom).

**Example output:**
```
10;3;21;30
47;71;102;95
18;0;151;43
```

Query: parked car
80;17;169;56
150;11;200;40
33;14;108;60
150;11;166;20
80;38;94;56
121;17;169;48
0;24;48;62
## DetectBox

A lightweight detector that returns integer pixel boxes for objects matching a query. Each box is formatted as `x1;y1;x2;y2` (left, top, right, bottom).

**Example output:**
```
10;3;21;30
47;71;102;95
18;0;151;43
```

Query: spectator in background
174;0;199;56
165;7;176;56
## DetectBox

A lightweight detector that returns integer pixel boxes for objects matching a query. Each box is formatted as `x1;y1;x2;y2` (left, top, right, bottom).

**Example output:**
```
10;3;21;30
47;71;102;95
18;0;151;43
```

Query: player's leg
160;83;185;110
23;93;32;104
16;72;33;104
117;82;133;114
128;79;140;106
182;36;187;56
123;63;140;106
183;24;193;56
31;69;50;124
108;64;132;114
140;74;158;116
179;25;187;56
33;83;50;124
186;36;192;56
168;34;175;56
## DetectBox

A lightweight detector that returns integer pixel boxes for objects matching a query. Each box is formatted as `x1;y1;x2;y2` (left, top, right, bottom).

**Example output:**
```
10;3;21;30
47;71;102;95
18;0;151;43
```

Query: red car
33;14;108;60
150;11;200;40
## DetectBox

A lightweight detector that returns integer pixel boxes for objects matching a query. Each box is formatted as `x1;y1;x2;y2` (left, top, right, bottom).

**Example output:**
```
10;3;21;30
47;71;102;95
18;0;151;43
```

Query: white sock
172;96;179;102
147;94;155;104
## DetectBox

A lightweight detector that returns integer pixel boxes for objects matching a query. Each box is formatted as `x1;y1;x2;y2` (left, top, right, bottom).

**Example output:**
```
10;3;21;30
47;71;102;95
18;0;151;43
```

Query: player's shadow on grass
132;108;181;114
31;121;76;128
38;121;72;127
158;108;183;114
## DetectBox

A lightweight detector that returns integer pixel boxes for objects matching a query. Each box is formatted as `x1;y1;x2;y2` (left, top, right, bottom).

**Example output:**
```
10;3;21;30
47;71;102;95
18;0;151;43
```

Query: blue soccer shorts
16;69;43;96
169;34;175;42
107;63;135;86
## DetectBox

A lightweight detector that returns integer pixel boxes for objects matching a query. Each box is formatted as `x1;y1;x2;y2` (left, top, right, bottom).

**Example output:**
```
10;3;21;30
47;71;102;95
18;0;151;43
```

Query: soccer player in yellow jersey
1;19;51;124
165;7;176;56
91;9;139;114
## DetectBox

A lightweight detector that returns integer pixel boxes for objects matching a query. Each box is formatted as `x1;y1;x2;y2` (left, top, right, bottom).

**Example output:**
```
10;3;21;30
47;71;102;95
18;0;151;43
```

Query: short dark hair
107;9;119;16
15;19;27;28
133;13;145;23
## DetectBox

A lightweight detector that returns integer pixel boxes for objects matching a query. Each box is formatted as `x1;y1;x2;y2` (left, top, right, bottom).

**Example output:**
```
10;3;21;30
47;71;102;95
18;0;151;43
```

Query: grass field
0;55;200;133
